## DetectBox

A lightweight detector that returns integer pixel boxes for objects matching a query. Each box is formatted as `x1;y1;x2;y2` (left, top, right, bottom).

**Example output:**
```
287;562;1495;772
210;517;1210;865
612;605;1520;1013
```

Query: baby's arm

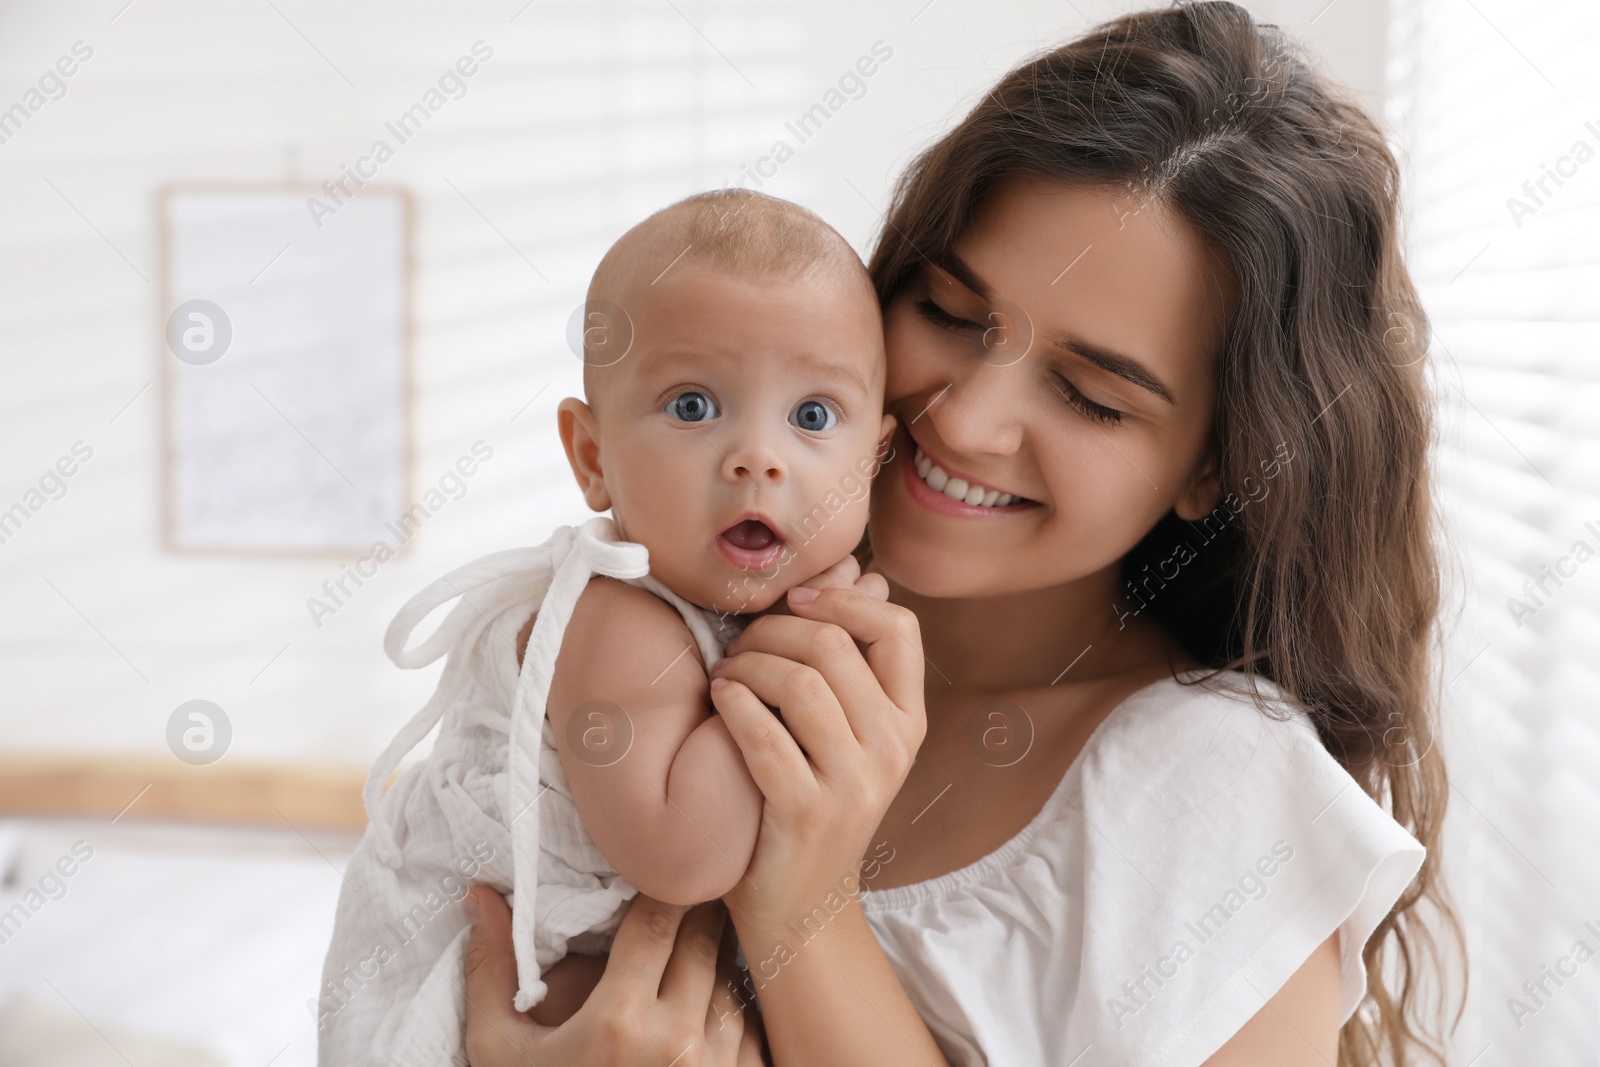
539;576;762;905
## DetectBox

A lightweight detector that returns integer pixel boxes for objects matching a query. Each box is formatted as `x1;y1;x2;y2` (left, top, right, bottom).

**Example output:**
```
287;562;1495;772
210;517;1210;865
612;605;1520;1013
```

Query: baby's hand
751;555;887;619
792;553;890;604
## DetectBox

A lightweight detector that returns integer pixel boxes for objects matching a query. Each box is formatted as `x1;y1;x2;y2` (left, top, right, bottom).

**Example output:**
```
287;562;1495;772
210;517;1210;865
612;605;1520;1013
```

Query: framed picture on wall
159;185;413;555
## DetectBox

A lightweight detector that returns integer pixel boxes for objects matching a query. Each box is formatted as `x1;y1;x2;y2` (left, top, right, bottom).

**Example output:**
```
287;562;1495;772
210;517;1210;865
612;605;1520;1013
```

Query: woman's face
871;177;1234;600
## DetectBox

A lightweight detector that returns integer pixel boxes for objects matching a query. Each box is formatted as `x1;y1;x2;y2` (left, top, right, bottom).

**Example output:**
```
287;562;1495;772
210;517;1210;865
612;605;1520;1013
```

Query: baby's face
570;261;893;615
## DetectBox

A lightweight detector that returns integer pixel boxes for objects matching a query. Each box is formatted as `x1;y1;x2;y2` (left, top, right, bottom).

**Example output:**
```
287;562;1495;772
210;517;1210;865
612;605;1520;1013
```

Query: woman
461;3;1457;1064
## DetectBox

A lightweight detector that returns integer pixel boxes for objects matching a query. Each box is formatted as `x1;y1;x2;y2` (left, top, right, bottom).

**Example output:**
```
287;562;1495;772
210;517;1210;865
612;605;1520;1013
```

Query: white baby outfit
317;516;740;1067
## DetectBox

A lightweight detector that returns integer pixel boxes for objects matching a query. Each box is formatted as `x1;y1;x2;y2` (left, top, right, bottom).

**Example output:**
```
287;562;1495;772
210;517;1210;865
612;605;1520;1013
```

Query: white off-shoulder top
860;669;1423;1067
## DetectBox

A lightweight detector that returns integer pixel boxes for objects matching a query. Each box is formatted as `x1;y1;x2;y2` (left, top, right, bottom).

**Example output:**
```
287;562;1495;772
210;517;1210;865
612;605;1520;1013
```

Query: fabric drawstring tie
360;517;649;1009
360;513;741;1012
503;521;649;1010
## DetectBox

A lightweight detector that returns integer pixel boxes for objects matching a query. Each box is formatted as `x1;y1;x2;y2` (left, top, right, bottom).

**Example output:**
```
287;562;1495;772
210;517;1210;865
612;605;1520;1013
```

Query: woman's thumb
462;886;520;1017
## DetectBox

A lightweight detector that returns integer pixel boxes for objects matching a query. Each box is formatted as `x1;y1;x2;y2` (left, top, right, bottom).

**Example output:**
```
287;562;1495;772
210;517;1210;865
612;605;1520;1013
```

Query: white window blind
0;0;810;765
1389;0;1600;1061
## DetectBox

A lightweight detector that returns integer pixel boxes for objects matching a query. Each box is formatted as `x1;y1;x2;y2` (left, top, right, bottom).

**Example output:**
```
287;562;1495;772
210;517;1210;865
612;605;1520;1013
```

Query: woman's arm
709;582;947;1067
732;900;941;1067
1202;933;1342;1066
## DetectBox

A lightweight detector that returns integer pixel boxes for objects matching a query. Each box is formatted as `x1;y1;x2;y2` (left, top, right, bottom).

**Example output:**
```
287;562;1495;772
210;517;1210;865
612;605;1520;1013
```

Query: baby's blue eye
790;399;837;433
667;392;718;423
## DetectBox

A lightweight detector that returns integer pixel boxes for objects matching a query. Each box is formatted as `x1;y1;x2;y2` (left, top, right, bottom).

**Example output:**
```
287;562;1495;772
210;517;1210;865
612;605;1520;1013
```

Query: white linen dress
858;669;1424;1066
316;516;740;1066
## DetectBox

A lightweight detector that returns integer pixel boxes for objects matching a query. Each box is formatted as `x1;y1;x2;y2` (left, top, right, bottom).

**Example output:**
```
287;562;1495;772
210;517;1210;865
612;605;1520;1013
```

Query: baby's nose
725;446;786;485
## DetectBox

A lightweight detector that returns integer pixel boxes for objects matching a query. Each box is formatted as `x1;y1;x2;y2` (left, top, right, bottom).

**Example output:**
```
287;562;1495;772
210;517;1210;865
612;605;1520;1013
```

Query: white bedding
0;816;356;1067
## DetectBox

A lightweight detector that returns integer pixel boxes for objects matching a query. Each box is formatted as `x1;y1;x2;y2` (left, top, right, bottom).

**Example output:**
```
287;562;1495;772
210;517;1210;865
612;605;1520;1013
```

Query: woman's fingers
604;894;690;997
718;611;897;757
462;887;546;1060
704;924;751;1063
462;887;762;1066
659;901;727;1018
710;675;815;794
724;613;875;688
784;585;925;720
735;1018;768;1067
711;648;857;757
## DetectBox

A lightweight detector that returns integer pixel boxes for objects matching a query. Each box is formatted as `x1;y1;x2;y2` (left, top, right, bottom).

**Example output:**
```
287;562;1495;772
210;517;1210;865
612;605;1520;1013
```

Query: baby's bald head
580;189;880;408
557;189;894;613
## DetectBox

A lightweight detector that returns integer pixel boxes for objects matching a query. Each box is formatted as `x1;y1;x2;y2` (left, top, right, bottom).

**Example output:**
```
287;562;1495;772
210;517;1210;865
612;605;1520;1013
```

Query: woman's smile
897;423;1041;517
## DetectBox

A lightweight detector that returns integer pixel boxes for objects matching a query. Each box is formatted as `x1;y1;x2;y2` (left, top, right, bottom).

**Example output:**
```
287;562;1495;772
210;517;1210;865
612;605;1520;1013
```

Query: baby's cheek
792;490;872;578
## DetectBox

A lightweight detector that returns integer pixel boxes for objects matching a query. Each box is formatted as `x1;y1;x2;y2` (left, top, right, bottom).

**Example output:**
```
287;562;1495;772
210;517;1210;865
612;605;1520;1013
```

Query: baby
317;188;895;1065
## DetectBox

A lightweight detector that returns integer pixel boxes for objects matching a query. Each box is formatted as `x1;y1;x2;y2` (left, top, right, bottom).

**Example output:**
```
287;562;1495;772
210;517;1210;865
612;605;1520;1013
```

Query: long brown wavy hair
865;3;1461;1063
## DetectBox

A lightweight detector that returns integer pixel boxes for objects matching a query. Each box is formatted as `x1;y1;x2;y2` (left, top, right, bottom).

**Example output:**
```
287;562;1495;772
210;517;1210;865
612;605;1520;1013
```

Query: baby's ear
557;397;612;512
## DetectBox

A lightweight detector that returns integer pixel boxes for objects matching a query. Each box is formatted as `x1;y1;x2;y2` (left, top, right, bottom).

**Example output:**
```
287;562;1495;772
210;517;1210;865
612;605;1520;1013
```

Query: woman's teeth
913;446;1020;507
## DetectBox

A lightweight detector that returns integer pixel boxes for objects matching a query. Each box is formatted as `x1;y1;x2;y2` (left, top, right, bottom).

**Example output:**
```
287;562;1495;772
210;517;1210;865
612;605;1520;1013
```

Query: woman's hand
709;579;923;940
709;582;944;1066
462;886;766;1066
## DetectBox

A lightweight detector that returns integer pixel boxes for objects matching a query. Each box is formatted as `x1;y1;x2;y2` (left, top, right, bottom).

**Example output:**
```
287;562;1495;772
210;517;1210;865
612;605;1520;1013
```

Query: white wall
0;0;1388;767
779;0;1388;254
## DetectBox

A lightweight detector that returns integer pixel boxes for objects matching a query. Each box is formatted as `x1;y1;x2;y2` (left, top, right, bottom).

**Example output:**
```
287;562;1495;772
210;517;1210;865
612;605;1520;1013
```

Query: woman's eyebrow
932;251;992;300
935;252;1178;406
1049;335;1177;404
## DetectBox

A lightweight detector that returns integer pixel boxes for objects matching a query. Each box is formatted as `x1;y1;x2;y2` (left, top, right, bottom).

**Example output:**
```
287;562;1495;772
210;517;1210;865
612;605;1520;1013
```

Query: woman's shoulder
1068;667;1412;888
859;668;1424;1066
1098;667;1312;737
1059;668;1424;1061
1077;668;1322;789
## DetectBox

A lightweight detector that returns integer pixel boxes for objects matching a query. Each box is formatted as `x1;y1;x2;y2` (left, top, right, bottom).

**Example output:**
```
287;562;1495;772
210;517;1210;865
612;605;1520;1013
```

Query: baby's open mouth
723;518;777;549
715;516;787;570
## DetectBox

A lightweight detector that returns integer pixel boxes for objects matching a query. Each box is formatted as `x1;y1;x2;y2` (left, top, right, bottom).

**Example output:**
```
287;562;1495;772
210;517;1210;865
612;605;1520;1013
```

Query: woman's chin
870;531;1004;601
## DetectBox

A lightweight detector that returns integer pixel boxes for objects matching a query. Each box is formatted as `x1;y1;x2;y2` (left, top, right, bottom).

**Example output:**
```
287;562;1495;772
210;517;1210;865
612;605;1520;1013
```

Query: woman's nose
928;362;1026;458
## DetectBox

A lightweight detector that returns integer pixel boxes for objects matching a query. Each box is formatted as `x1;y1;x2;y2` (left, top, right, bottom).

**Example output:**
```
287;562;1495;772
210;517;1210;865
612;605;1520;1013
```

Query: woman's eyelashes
915;297;1125;425
914;296;982;333
1052;374;1123;424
